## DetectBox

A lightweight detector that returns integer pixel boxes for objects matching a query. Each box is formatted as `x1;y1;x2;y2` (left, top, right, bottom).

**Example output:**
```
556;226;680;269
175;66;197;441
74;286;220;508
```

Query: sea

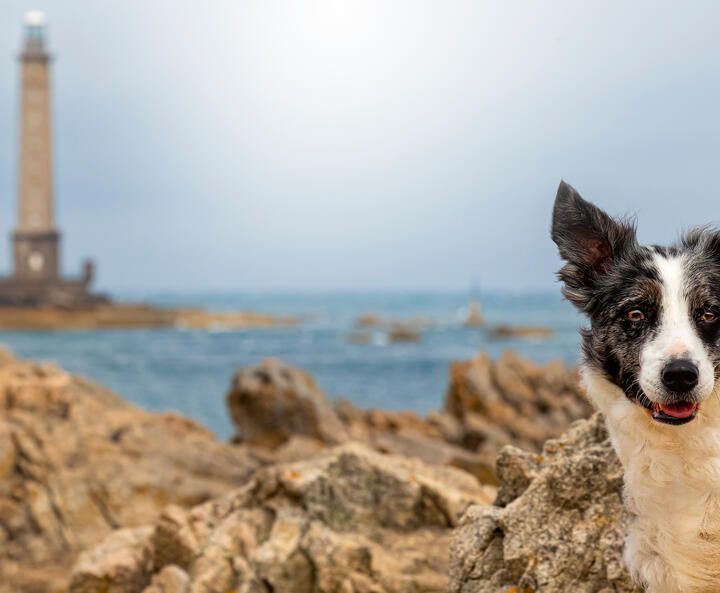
0;292;584;440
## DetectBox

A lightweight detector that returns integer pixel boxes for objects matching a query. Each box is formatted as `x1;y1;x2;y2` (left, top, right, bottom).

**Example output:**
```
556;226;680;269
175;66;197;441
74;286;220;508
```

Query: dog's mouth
652;401;698;424
639;396;698;425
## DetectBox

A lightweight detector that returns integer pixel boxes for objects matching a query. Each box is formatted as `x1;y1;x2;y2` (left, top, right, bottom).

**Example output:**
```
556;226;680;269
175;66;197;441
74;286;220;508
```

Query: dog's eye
627;309;645;321
702;310;716;323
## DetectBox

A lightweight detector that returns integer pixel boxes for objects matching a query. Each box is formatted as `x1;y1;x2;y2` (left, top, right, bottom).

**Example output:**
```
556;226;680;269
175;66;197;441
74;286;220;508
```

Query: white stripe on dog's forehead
653;252;696;355
654;254;686;318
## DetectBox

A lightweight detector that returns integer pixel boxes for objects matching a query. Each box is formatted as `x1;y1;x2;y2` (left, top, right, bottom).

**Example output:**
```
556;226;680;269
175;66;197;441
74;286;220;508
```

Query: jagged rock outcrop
0;350;263;593
228;353;591;485
69;442;495;593
449;414;642;593
445;350;592;463
1;346;595;593
228;359;500;484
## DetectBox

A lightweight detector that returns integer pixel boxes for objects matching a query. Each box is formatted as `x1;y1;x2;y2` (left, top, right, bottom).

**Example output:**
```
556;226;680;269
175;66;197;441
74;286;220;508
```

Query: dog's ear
551;181;636;308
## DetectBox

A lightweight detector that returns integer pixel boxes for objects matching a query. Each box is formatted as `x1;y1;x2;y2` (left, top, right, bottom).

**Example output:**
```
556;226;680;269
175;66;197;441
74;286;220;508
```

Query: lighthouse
14;10;59;281
0;11;103;306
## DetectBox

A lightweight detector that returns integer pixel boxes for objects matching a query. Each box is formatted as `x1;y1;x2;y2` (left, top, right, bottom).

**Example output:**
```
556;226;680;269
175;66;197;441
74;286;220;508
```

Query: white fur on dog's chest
585;370;720;593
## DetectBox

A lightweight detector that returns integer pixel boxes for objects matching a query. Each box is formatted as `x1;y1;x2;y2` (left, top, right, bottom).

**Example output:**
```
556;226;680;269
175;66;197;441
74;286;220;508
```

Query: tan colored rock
445;350;591;455
489;324;555;339
151;505;198;572
227;354;589;486
0;346;594;593
355;313;383;327
226;361;497;484
227;358;350;448
449;414;641;593
72;443;495;593
0;305;298;330
142;565;190;593
387;323;422;342
333;399;497;484
0;350;261;593
464;302;486;328
69;526;154;593
347;331;373;344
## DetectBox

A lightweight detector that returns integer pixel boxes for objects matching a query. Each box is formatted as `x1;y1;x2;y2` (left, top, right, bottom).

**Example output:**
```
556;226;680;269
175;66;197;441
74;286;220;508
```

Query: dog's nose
661;360;699;393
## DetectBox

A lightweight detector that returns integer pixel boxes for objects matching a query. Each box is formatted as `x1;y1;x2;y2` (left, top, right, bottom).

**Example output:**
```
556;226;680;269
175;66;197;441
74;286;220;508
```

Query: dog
551;181;720;593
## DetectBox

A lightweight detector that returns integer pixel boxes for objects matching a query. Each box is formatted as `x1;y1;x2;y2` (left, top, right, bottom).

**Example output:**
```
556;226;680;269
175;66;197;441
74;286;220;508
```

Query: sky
1;1;720;293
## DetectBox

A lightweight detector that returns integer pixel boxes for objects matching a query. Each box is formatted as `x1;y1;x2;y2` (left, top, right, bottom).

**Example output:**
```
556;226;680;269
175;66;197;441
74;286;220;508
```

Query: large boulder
70;442;496;593
449;414;642;593
0;350;262;593
227;358;350;447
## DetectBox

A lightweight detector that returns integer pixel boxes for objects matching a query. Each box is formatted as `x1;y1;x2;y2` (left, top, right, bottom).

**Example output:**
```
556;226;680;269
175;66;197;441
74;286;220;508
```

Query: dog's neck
584;367;720;593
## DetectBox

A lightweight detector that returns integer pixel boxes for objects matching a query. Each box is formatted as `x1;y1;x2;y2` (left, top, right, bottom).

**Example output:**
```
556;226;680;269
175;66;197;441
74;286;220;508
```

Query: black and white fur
552;181;720;593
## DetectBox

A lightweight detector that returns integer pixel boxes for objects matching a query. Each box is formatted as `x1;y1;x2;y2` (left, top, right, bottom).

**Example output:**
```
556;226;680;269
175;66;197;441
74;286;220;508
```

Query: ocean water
0;292;584;440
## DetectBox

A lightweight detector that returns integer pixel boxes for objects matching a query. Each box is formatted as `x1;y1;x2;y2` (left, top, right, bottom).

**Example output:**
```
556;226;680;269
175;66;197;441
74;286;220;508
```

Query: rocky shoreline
0;304;298;330
0;345;634;593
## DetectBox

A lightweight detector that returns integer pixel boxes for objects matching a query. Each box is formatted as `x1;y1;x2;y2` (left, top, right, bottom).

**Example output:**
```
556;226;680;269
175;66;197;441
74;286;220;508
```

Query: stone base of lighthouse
0;230;106;307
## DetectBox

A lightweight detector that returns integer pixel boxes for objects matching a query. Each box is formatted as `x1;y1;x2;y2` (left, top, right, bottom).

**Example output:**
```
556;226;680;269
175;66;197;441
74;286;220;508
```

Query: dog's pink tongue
659;402;697;418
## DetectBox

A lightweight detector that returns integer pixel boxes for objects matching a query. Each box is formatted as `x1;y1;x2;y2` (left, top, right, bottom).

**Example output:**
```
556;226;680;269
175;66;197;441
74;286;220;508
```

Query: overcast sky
1;1;719;292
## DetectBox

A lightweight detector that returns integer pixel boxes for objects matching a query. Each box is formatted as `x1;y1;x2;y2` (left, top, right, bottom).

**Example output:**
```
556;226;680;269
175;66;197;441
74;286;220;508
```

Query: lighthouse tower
14;10;59;282
0;11;102;306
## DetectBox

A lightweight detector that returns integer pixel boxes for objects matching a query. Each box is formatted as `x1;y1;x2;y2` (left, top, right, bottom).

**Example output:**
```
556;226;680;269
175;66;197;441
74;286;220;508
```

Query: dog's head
552;181;720;426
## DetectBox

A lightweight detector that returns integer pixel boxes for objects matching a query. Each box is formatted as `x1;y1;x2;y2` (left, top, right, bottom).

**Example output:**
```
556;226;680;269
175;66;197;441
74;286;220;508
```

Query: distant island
0;304;298;330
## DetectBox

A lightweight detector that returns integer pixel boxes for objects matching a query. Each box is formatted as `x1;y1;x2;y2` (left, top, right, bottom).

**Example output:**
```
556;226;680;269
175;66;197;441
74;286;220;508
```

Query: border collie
551;181;720;593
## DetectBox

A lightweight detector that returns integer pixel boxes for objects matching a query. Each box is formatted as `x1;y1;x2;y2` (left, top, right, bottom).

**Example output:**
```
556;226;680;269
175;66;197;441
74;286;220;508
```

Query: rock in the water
347;330;373;344
464;303;486;328
387;323;422;342
489;324;555;340
355;313;383;327
449;414;642;593
71;442;495;593
0;350;262;593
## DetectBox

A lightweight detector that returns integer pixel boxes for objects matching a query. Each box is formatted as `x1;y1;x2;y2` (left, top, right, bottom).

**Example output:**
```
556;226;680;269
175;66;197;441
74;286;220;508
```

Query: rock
387;323;422;342
173;308;298;329
0;305;298;330
334;400;497;484
355;313;383;327
347;331;373;345
72;443;495;593
489;324;555;340
227;358;350;448
227;354;589;486
0;350;262;593
227;362;498;485
445;350;592;456
449;414;642;593
151;505;198;572
69;526;154;593
355;314;434;332
464;303;486;328
142;565;190;593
